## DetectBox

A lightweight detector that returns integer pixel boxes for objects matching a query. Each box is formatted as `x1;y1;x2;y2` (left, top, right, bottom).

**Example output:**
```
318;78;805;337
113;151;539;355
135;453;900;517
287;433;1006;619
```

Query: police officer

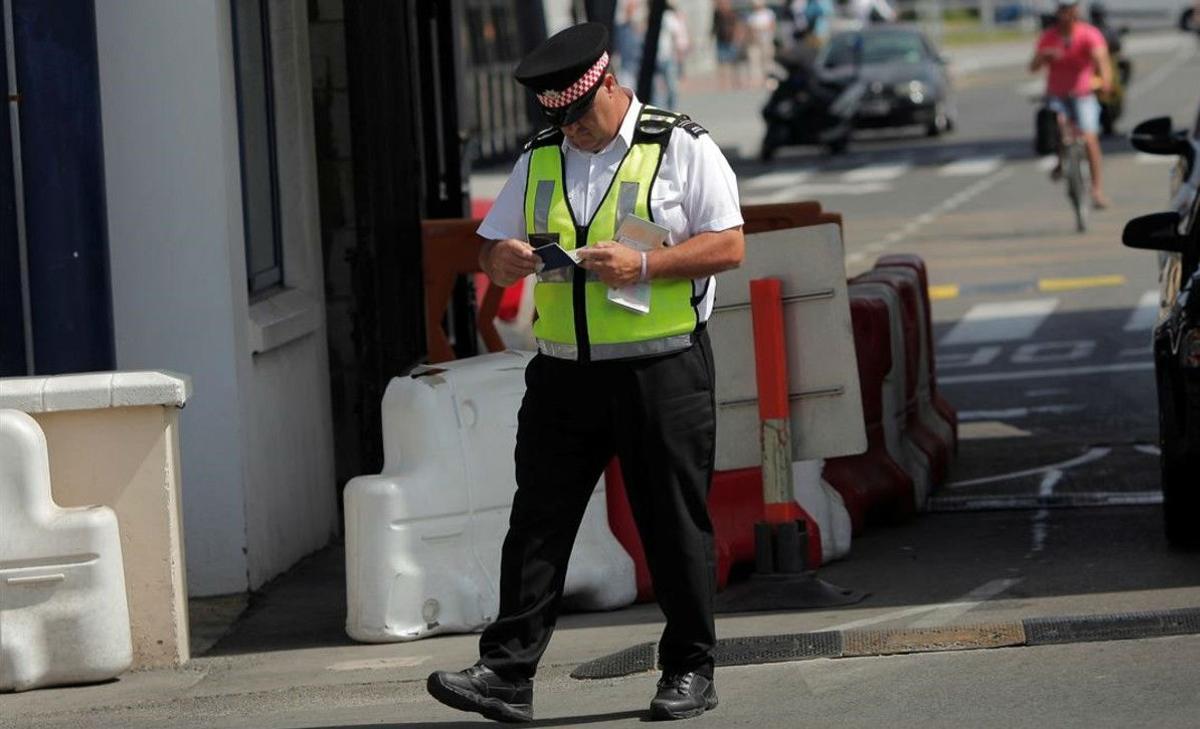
426;22;744;723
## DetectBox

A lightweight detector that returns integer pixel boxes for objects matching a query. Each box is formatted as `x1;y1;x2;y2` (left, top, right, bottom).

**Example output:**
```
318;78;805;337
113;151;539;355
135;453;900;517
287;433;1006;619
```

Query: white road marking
948;447;1110;488
957;404;1086;421
745;181;891;203
1124;290;1161;331
1120;346;1152;358
907;579;1024;629
1135;444;1161;457
1128;45;1197;102
940;361;1155;385
1025;387;1070;398
825;578;1023;632
1037;156;1059;172
862;167;1013;251
842;161;912;183
929;491;1163;510
742;170;813;190
846;251;868;264
938;156;1004;177
1027;469;1063;557
940;299;1058;346
1136;153;1176;165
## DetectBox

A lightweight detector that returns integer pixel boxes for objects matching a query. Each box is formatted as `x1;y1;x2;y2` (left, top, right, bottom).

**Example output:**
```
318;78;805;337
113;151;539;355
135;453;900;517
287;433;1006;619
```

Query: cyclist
1030;0;1113;209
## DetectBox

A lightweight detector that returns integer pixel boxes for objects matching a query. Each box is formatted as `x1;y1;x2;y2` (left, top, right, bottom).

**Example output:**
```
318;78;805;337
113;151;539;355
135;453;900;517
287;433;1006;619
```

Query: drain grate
1024;607;1200;645
570;641;656;679
713;632;842;667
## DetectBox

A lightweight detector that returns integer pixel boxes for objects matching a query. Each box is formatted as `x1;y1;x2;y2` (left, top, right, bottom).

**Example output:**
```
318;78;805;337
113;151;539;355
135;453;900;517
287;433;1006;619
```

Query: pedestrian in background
746;0;777;87
804;0;834;46
654;2;689;109
848;0;897;25
614;0;643;88
713;0;744;89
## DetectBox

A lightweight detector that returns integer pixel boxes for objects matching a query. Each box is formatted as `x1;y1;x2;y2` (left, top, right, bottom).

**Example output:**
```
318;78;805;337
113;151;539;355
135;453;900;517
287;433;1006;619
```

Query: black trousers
479;331;718;681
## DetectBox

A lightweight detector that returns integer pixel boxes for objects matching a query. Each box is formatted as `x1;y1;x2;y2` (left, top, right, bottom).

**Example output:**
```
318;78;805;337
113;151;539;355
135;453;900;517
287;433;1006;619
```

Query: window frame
230;0;285;298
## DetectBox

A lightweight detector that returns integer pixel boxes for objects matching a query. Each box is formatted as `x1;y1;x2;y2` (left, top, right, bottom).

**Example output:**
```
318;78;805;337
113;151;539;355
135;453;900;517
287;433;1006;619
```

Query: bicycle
1037;98;1090;233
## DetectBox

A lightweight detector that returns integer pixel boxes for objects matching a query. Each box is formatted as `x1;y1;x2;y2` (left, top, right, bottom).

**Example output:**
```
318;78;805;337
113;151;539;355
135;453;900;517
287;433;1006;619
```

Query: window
231;0;283;295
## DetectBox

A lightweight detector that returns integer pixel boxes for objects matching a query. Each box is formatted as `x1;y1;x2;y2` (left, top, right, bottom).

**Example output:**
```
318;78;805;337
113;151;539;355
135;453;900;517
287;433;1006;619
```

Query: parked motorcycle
760;46;865;161
1091;3;1133;136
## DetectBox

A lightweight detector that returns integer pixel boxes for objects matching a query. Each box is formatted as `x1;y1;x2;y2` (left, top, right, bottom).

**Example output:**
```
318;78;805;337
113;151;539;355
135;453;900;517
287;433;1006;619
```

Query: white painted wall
96;0;251;596
96;0;337;596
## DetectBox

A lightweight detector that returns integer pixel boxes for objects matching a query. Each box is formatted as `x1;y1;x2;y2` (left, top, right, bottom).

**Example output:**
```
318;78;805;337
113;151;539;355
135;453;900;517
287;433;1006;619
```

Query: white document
606;215;670;314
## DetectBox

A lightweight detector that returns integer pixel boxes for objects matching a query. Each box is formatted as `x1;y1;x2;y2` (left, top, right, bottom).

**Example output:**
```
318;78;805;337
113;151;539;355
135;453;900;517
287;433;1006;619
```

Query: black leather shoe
426;664;533;723
649;671;718;721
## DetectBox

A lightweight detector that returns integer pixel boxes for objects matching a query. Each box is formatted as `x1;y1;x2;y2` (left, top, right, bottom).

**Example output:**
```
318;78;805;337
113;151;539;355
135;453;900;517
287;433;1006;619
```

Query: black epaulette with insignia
678;117;708;139
524;126;564;151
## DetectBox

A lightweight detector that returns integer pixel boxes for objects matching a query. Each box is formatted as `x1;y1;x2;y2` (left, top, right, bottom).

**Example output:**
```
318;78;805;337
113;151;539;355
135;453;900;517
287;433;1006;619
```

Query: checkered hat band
537;52;609;109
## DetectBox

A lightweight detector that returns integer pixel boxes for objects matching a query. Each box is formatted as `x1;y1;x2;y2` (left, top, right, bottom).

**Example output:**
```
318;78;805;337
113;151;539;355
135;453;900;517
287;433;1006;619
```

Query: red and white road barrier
846;280;935;508
854;269;950;489
822;295;917;531
874;255;958;454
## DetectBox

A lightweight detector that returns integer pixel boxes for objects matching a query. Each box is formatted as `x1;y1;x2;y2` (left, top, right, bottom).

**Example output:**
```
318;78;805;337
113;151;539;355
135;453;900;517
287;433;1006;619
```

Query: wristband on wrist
639;251;649;283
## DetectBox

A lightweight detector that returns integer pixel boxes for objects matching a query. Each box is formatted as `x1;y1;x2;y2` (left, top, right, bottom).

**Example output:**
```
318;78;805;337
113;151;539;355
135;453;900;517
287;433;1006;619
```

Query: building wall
95;0;336;596
95;0;251;596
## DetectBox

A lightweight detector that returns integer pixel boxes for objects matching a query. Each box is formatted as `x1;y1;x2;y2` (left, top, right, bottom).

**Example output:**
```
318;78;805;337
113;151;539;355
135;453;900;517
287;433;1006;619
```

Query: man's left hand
577;241;643;288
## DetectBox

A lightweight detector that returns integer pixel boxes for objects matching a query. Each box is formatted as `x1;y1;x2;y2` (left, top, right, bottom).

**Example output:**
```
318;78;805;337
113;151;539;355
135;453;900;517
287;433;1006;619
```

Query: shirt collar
562;89;642;156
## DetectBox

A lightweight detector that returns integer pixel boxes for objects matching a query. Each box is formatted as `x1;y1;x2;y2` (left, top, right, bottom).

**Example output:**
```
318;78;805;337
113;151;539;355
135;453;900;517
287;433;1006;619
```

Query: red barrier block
822;296;916;531
874;254;958;453
852;270;950;487
605;461;824;603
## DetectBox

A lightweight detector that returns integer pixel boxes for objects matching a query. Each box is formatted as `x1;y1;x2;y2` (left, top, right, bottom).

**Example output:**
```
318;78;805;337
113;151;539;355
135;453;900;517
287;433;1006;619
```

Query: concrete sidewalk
8;505;1200;728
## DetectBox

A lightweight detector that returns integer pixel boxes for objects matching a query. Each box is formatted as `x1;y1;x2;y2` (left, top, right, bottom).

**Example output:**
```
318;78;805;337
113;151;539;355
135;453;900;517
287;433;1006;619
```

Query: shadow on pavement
295;708;647;728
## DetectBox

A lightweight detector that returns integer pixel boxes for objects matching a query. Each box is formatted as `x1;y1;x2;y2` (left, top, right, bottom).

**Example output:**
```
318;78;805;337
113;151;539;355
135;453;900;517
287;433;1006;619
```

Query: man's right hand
482;238;539;287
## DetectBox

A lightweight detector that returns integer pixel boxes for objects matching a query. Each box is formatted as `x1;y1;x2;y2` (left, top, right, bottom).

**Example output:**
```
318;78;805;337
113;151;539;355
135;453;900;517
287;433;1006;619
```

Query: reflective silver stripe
537;267;572;283
533;180;555;233
615;181;639;232
536;334;694;361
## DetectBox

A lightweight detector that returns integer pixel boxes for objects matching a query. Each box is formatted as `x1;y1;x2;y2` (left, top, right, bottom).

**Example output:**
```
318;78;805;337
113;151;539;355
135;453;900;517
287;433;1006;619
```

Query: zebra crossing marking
940;299;1059;346
1124;290;1161;332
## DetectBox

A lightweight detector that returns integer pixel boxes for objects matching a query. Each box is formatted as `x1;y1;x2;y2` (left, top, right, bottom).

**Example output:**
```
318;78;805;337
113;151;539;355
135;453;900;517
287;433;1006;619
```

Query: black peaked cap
514;22;609;93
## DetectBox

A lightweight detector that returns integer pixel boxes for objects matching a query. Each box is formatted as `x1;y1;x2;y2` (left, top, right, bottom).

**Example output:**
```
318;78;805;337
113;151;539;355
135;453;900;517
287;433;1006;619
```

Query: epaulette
524;126;564;151
678;117;709;138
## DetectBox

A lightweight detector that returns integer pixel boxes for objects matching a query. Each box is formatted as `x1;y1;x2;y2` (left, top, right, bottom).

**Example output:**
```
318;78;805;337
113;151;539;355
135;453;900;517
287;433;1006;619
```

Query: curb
570;606;1200;679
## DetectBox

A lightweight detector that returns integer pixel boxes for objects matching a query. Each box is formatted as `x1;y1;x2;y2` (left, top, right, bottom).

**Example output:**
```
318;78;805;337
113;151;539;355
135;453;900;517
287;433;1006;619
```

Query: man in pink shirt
1030;0;1113;208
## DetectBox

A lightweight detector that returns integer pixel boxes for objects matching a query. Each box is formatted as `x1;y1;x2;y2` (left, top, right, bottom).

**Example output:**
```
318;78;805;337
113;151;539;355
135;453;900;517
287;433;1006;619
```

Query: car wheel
1158;368;1200;550
826;135;850;155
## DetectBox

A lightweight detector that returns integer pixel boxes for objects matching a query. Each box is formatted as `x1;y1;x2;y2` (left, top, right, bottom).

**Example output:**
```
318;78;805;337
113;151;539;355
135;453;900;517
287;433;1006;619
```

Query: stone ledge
0;371;192;413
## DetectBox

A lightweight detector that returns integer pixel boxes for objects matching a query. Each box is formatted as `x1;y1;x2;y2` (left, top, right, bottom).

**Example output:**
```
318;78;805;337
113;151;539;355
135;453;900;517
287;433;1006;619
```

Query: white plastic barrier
846;283;933;508
873;265;956;449
0;410;132;692
792;461;853;562
344;351;636;643
708;223;867;563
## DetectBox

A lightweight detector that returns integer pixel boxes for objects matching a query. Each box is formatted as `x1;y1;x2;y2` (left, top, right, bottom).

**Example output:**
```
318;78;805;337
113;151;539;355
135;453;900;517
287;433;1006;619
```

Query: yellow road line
928;284;960;301
1037;274;1127;293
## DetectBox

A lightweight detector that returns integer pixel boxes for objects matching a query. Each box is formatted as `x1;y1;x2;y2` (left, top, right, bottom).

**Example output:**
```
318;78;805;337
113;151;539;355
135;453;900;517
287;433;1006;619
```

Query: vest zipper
573;223;591;363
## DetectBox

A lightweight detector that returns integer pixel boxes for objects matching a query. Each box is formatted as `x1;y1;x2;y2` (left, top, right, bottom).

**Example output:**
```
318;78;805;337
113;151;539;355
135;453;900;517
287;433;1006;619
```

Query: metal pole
3;0;34;375
636;0;665;104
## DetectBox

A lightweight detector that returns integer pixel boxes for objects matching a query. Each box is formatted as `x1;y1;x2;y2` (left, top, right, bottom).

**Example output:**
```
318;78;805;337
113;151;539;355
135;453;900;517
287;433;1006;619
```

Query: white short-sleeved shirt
476;92;743;323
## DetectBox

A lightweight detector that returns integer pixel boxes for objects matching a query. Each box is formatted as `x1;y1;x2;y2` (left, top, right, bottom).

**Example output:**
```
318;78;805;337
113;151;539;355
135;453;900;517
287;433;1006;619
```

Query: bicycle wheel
1065;142;1089;233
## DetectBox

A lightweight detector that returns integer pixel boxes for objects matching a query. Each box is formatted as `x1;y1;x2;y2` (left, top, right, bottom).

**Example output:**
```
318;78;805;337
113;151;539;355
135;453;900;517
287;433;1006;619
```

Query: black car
817;27;955;137
1122;111;1200;549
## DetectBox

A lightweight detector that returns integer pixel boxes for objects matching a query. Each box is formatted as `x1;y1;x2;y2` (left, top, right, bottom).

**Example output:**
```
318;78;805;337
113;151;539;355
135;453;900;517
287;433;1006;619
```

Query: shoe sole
426;674;533;723
650;692;719;721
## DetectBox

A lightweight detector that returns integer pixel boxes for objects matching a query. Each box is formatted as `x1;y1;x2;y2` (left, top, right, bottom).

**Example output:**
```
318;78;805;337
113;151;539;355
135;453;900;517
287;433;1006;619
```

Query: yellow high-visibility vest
524;106;700;362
